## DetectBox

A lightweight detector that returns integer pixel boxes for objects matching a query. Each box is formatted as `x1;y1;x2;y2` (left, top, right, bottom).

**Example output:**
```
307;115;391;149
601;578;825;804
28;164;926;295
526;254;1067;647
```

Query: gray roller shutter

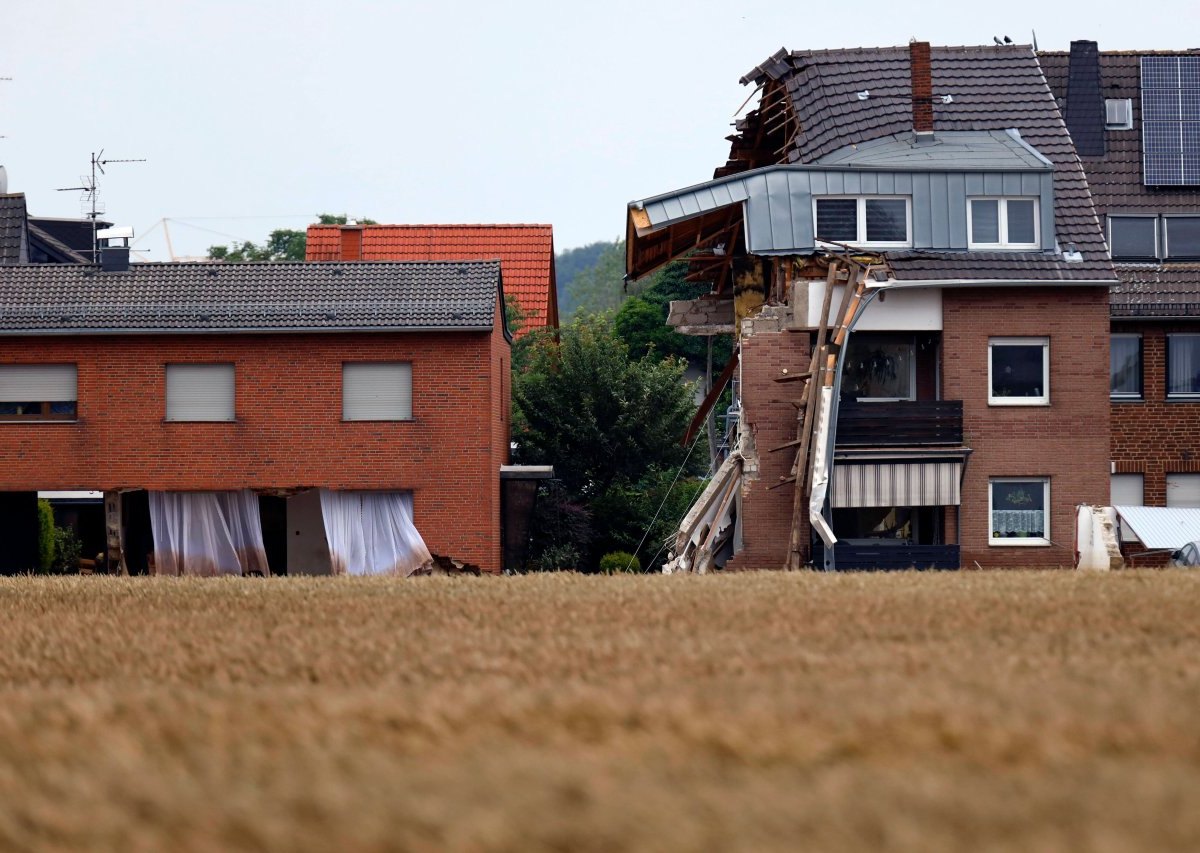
0;364;77;401
1110;473;1144;541
1166;473;1200;508
166;364;235;421
343;363;412;420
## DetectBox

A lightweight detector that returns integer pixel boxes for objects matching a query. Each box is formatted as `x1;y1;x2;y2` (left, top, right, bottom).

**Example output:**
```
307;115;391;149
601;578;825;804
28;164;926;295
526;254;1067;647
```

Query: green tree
36;499;55;573
562;240;629;319
512;315;699;569
555;240;616;316
613;260;733;365
207;213;377;261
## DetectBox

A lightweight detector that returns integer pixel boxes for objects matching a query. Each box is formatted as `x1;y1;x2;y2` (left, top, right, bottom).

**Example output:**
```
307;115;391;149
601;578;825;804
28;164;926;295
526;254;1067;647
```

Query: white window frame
1104;98;1133;130
1107;214;1160;261
342;362;413;421
813;195;913;249
988;337;1050;406
989;477;1051;547
1110;333;1143;400
1163;215;1200;260
165;363;236;422
967;197;1040;250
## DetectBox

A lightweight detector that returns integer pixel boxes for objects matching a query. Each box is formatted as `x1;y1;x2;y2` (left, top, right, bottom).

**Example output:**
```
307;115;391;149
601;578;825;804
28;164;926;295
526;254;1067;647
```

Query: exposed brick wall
726;329;812;570
942;287;1111;568
1111;321;1200;508
0;327;510;572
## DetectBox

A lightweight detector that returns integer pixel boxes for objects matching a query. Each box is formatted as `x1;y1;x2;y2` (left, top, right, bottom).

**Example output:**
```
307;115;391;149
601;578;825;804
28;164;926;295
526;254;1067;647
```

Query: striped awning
832;461;962;508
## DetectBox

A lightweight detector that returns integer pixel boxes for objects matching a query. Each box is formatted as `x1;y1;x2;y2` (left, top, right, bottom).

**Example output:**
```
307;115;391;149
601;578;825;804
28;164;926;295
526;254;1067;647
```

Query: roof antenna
56;149;146;262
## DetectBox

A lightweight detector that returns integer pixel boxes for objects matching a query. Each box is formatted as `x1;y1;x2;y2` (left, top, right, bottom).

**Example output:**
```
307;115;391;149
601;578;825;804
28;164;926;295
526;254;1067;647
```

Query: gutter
0;325;494;337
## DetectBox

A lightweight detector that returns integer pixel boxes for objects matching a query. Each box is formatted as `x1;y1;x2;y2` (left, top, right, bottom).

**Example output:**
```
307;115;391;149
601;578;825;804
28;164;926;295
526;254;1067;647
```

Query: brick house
626;42;1117;571
0;256;511;574
306;224;558;336
1040;45;1200;525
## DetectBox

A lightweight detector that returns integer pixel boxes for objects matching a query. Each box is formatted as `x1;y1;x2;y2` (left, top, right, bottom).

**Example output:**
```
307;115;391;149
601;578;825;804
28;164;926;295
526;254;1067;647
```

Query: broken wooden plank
681;353;738;447
773;371;813;383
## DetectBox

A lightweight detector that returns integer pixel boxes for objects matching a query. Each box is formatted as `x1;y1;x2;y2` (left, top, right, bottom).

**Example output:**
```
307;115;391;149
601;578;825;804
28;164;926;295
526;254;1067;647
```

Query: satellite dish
0;165;7;195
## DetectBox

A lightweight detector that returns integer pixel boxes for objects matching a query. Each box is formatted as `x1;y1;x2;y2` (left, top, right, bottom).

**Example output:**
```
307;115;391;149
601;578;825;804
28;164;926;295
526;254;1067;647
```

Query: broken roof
0;261;505;335
628;44;1115;284
306;224;557;333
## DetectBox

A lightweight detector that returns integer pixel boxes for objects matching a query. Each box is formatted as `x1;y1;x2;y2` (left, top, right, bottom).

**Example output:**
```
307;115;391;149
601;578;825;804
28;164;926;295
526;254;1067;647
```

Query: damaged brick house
306;224;559;336
626;42;1118;571
1041;45;1200;525
0;253;512;574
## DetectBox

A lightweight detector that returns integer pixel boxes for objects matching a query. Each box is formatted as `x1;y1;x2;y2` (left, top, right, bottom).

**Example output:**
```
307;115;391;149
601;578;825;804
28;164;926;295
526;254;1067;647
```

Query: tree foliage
613;259;733;366
558;240;628;319
512;315;700;570
207;213;377;262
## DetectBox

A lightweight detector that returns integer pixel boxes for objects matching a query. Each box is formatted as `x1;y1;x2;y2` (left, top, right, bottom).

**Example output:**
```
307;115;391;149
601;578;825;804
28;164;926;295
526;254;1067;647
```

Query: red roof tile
307;224;557;335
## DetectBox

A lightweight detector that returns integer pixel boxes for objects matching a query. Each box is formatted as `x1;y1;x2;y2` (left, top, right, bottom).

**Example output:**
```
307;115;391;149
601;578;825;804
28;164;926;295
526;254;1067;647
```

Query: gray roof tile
0;261;502;334
0;194;28;265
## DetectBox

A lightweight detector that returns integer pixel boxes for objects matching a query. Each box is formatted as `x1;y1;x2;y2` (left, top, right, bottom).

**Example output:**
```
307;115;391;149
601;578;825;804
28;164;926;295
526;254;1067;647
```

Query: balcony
812;542;961;571
836;400;963;447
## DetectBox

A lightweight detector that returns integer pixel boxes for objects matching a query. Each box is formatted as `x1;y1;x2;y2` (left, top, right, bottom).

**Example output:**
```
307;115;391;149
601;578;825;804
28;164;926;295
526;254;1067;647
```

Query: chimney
1065;40;1106;157
96;225;133;273
339;225;363;261
910;41;934;134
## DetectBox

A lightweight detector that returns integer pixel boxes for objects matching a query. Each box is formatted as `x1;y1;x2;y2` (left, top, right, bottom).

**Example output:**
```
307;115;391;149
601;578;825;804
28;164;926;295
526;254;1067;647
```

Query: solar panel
1142;56;1200;185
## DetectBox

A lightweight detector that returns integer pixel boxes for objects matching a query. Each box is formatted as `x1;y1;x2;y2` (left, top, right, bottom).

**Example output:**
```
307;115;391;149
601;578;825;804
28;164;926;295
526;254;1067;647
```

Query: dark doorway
259;495;287;576
0;492;39;574
122;491;153;575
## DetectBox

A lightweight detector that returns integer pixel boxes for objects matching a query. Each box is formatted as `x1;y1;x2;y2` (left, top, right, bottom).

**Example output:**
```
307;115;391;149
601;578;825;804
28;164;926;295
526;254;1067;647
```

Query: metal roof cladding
0;260;503;334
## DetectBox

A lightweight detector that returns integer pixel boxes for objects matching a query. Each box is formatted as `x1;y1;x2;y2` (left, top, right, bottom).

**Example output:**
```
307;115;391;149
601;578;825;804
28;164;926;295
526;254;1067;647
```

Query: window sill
163;419;238;424
0;419;78;424
989;538;1051;547
988;400;1050;407
341;418;416;423
1110;396;1144;403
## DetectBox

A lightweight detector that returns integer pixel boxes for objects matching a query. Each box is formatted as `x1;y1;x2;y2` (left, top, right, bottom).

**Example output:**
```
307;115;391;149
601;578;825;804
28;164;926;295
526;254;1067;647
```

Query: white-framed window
814;196;912;248
342;362;413;421
1105;98;1133;130
990;478;1050;546
165;363;235;422
989;337;1049;405
1108;215;1159;260
0;364;78;421
1167;334;1200;398
968;197;1040;249
1164;216;1200;260
1110;333;1143;399
1111;473;1144;542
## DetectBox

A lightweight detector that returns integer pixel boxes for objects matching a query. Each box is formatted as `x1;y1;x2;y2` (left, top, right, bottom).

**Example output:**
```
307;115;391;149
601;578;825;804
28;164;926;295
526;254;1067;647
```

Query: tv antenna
56;149;146;261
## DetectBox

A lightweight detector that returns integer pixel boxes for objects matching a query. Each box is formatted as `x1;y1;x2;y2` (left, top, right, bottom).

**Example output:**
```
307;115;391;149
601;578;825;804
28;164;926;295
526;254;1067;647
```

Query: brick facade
0;304;510;571
942;286;1111;567
1110;321;1200;506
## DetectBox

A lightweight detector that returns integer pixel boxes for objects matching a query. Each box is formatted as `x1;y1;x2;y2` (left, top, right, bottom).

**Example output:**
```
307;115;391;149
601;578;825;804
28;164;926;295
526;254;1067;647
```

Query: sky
3;0;1196;260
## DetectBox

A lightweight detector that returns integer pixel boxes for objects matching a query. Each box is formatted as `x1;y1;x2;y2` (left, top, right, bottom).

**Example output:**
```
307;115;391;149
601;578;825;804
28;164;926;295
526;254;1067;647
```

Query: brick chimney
339;225;363;261
910;41;934;134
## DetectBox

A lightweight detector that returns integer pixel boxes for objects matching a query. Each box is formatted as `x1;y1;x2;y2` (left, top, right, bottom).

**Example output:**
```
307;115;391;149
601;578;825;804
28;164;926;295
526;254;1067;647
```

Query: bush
535;544;581;572
52;525;82;574
36;499;55;573
599;551;641;574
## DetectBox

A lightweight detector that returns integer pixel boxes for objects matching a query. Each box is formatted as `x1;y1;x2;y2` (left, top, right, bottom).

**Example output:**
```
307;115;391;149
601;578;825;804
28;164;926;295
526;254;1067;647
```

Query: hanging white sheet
149;490;270;576
319;490;432;577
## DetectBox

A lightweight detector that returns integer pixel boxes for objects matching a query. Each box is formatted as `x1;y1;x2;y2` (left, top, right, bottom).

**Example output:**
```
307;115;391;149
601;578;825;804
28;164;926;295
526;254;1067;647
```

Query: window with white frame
0;364;78;421
165;364;235;422
343;362;413;421
1108;215;1159;260
814;196;911;247
1167;334;1200;398
1165;216;1200;260
989;337;1049;405
1105;98;1133;130
990;478;1050;545
1110;333;1143;399
968;197;1039;249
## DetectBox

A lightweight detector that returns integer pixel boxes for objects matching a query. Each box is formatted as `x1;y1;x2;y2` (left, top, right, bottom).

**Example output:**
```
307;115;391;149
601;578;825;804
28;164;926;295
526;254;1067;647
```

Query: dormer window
968;198;1039;250
814;196;912;248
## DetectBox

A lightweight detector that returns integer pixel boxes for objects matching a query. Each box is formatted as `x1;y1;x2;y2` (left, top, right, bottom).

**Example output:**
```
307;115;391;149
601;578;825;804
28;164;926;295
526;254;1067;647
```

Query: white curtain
319;490;431;576
1169;336;1200;395
149;490;270;576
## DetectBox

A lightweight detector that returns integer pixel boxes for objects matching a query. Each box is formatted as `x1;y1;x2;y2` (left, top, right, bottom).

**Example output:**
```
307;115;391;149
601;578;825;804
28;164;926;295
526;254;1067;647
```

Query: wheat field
0;571;1198;851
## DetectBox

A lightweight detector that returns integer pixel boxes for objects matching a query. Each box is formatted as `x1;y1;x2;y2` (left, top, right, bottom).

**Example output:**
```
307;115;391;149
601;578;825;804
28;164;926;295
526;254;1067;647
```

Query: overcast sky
4;1;1195;260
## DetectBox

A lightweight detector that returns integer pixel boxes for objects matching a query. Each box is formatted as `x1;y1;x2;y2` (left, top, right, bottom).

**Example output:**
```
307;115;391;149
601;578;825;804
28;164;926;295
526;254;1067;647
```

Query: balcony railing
812;542;960;571
835;400;963;446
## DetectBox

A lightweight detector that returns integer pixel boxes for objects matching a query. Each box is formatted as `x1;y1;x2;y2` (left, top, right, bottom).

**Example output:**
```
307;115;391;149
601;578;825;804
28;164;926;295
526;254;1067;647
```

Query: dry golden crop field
1;571;1199;852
